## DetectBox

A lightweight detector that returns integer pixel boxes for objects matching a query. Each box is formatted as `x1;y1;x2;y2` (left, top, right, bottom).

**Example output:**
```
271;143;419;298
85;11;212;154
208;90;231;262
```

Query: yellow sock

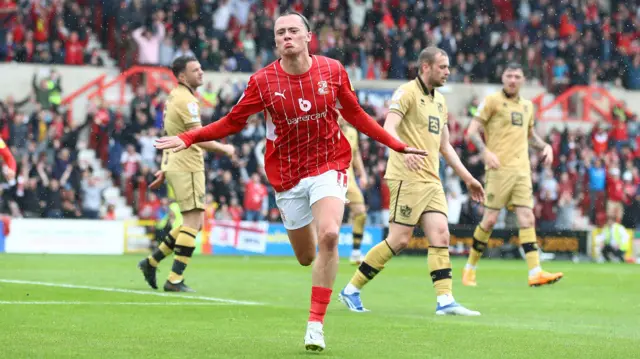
428;247;452;296
148;226;181;267
349;239;395;289
519;227;541;273
467;225;491;268
352;213;367;250
168;226;198;284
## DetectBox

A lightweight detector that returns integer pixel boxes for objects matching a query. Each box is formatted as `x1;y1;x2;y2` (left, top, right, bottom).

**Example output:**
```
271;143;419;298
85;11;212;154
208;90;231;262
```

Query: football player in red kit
155;11;425;352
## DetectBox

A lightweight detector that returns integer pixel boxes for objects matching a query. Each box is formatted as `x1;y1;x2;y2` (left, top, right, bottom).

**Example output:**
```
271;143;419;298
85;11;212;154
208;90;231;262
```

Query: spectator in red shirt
29;1;56;43
607;167;625;222
557;172;574;198
622;171;637;206
229;197;244;222
609;118;629;151
64;31;85;65
592;124;609;155
103;204;116;220
243;173;267;221
535;189;557;231
138;192;161;220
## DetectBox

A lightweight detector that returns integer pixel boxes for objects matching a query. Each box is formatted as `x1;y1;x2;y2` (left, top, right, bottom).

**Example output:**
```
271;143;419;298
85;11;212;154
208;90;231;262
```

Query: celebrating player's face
429;53;450;88
274;15;311;56
502;69;524;96
183;61;204;88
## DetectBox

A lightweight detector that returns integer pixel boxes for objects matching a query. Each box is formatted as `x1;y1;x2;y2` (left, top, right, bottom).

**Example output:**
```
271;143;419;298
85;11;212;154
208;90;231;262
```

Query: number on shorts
164;152;169;165
337;172;347;188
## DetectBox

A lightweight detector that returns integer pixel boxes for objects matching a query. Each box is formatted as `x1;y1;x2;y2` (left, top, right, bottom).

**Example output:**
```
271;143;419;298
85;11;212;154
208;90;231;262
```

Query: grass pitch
0;254;638;358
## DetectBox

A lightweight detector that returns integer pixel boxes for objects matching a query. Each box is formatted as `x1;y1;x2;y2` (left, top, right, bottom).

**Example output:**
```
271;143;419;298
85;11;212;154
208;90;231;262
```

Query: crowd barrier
1;218;638;262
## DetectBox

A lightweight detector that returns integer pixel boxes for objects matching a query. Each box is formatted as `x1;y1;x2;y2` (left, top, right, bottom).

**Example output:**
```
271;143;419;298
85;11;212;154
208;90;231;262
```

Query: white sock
351;249;361;258
343;283;360;295
465;263;476;270
529;266;542;277
437;294;455;307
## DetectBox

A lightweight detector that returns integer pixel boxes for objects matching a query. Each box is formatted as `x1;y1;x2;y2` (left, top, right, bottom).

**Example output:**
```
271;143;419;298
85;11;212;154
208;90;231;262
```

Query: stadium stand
0;0;639;232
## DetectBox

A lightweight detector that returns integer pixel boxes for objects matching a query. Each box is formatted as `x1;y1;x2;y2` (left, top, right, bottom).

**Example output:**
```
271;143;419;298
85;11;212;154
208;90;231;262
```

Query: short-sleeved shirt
161;84;204;172
384;77;448;184
477;90;534;172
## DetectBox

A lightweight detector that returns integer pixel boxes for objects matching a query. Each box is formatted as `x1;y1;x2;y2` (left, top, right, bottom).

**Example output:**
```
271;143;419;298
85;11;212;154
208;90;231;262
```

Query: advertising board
4;219;125;255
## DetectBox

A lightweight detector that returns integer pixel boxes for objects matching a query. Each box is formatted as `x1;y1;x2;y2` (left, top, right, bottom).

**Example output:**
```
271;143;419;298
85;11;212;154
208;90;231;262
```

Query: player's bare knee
429;224;450;247
517;209;535;228
351;204;366;217
386;232;410;252
482;214;498;230
296;252;315;266
317;226;340;251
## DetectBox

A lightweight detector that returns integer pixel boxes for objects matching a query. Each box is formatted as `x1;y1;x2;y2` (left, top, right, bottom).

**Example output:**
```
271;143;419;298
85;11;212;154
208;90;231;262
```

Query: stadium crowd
1;0;639;89
0;0;639;232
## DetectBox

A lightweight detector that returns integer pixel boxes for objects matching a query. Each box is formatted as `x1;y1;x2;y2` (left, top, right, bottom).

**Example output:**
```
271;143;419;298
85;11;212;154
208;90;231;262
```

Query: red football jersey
180;55;406;192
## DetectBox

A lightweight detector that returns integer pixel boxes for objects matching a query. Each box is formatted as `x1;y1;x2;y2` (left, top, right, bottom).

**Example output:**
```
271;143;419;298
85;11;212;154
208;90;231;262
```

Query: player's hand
541;144;553;167
221;144;236;158
404;153;426;172
483;150;501;170
402;146;428;157
465;178;485;203
149;170;165;190
358;174;369;189
155;136;187;153
3;167;15;181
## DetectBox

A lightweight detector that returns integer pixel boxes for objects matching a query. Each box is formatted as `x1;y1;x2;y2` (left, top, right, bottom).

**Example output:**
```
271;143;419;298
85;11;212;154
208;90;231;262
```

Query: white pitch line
0;279;263;306
0;301;231;306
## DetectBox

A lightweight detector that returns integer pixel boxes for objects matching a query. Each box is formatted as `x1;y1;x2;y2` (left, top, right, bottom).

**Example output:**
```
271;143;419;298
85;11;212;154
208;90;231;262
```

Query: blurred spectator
81;168;107;219
132;20;165;66
595;215;631;263
243;173;267;221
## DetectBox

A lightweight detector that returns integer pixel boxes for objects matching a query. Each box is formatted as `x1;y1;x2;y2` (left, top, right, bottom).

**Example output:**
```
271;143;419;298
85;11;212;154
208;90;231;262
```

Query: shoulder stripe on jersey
314;56;330;173
322;56;339;171
259;67;287;189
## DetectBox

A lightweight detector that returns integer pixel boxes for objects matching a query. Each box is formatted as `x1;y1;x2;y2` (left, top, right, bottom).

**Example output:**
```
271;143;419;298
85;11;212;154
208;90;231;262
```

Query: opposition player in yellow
339;47;484;315
462;62;564;287
138;55;234;292
339;116;369;265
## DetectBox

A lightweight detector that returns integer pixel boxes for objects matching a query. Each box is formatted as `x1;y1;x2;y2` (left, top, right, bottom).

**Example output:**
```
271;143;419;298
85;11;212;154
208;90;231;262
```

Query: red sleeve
0;140;16;172
179;75;265;147
335;65;407;153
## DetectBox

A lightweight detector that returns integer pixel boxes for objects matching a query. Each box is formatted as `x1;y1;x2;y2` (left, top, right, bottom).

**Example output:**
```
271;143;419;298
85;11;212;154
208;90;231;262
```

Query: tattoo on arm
529;130;548;151
470;133;486;152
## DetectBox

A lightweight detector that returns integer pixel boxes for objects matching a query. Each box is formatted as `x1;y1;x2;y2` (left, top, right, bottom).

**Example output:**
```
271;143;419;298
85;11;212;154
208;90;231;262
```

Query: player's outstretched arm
336;68;425;156
441;126;484;203
196;141;236;158
529;127;553;166
155;77;264;152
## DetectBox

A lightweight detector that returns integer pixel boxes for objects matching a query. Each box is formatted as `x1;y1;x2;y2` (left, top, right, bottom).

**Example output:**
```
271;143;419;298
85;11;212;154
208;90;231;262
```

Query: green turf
0;254;638;358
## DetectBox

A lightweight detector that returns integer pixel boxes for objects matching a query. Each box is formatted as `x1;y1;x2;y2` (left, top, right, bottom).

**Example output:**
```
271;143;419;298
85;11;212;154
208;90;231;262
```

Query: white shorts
275;170;348;230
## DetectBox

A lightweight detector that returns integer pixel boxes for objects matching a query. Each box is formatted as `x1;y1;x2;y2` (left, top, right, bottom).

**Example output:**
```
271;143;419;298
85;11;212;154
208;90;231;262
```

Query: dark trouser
602;244;625;262
245;210;261;221
83;209;100;219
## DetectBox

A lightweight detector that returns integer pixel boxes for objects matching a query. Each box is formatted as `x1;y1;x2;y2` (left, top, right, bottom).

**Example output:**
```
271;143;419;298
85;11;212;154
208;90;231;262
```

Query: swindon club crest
317;81;329;95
